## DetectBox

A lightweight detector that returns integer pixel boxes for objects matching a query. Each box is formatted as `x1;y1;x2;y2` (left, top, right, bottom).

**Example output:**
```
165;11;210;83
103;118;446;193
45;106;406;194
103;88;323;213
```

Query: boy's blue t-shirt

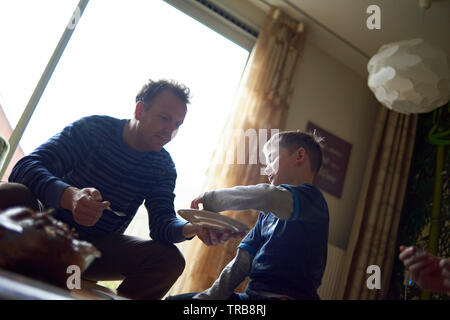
237;183;329;300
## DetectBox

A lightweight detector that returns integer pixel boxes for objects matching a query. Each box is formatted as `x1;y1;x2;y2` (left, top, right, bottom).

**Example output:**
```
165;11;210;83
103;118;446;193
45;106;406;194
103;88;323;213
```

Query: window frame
163;0;258;51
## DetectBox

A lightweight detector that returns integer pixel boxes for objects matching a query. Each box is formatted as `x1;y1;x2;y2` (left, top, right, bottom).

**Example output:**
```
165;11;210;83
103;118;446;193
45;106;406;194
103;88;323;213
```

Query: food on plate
0;206;101;287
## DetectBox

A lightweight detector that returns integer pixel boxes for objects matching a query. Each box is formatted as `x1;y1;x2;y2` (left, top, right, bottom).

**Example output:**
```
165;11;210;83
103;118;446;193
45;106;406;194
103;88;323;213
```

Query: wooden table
0;268;128;300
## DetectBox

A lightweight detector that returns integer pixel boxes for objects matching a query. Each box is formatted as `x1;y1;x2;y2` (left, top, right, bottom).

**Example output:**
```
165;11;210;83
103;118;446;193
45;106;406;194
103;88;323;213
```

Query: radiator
317;244;346;300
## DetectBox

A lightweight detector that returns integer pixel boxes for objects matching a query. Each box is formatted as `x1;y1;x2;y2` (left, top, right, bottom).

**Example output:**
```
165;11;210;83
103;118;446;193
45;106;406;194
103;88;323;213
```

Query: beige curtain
171;8;307;294
336;106;418;299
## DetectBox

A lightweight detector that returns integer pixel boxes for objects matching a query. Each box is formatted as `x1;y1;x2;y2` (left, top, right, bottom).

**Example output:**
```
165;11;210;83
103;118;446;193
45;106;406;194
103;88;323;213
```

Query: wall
284;41;380;249
0;105;25;180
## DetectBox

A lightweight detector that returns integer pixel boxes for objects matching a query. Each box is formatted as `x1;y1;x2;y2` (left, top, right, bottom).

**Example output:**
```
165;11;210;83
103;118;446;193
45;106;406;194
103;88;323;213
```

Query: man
0;79;242;299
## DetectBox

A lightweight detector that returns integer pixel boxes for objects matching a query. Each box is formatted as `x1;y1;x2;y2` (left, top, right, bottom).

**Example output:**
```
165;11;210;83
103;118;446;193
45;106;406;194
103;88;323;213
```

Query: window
0;0;250;238
0;0;80;132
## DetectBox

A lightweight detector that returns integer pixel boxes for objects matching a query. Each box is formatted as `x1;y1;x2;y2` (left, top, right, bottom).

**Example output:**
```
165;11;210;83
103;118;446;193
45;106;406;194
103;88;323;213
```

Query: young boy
171;130;329;300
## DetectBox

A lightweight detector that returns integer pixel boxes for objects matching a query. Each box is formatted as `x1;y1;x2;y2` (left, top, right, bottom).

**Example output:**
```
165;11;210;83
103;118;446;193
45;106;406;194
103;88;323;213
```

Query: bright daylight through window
0;0;250;238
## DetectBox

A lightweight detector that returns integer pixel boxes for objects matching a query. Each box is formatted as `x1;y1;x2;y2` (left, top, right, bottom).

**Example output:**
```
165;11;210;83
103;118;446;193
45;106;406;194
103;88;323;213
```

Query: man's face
135;90;187;151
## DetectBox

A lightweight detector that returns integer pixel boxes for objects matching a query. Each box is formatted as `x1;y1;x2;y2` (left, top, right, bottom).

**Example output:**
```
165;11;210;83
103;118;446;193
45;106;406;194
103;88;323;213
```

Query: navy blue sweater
9;115;188;243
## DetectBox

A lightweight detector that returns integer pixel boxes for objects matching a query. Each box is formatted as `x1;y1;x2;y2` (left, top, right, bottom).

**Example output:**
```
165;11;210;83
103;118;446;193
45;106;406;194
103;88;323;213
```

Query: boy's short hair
264;130;324;176
136;79;191;108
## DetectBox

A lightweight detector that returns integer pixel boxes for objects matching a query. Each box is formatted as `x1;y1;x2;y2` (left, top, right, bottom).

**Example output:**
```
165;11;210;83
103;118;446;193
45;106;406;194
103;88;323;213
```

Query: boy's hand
189;193;247;245
191;193;205;209
183;223;246;246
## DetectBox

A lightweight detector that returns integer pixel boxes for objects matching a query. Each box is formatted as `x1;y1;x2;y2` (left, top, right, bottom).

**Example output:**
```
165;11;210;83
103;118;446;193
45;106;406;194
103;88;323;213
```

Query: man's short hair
264;130;324;175
136;79;191;108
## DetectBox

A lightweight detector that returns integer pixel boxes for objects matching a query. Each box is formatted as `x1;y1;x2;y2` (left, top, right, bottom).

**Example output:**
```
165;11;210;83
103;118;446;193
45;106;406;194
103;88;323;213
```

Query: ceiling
247;0;450;78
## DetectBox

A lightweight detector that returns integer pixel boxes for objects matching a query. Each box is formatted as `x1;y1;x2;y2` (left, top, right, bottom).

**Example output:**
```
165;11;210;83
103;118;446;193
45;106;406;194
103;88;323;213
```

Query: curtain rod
258;0;371;60
194;0;259;38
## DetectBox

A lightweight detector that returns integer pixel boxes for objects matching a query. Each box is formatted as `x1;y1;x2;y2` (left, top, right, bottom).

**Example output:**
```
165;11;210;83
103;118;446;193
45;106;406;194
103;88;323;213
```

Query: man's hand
188;193;246;246
182;223;246;246
61;186;110;226
197;227;246;246
399;245;450;294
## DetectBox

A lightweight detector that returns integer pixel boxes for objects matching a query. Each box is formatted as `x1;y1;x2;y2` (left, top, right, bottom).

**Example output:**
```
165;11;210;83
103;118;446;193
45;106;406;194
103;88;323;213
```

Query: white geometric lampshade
368;38;450;114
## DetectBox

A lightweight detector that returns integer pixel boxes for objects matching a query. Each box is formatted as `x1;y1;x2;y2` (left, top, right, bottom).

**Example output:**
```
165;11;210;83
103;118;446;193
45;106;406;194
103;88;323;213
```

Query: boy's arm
194;248;253;300
200;184;294;220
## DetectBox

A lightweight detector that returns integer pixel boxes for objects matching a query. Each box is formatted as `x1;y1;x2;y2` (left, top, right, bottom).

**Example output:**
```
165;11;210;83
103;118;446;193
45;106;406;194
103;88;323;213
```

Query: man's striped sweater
9;115;188;243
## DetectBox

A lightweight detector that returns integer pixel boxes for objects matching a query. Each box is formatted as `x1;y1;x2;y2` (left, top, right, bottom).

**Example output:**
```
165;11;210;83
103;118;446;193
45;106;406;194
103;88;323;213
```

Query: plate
178;209;249;233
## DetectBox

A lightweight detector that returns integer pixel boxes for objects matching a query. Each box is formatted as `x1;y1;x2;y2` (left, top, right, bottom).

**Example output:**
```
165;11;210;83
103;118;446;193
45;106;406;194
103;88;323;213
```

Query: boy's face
264;146;297;186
